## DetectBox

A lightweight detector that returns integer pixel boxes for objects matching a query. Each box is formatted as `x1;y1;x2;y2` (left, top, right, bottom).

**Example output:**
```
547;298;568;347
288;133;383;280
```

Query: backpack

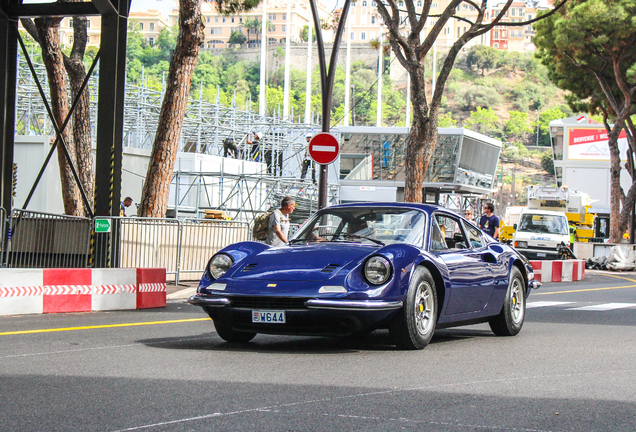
252;210;274;240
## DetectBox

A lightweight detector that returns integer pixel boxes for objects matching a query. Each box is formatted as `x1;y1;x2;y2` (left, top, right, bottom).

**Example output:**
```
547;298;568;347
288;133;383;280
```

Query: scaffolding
14;58;337;220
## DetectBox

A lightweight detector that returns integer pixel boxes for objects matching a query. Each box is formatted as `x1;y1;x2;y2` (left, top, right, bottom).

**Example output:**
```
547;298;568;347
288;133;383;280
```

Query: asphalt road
1;270;635;431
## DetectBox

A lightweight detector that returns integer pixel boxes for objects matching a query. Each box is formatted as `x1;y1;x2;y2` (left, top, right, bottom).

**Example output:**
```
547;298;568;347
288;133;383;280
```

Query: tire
213;320;257;343
389;266;438;350
489;266;526;336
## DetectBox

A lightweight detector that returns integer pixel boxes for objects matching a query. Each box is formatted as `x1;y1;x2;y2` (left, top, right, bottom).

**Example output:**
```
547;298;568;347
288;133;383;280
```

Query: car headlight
209;253;233;280
515;241;528;248
364;256;392;285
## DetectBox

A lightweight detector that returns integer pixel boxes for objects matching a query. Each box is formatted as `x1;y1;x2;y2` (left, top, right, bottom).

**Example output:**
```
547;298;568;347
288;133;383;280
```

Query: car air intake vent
321;264;341;273
230;296;308;309
242;263;258;272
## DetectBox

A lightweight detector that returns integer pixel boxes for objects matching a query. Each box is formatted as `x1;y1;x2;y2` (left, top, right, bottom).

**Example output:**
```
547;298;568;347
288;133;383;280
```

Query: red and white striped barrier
530;260;585;283
0;268;166;316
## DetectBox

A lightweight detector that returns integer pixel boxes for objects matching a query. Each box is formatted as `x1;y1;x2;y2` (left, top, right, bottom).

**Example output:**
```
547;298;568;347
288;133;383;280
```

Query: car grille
527;245;559;252
228;296;308;309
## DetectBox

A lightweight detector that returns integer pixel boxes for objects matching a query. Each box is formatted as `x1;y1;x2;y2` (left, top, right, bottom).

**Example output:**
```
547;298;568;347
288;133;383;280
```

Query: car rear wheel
213;320;257;343
489;266;525;336
389;266;437;350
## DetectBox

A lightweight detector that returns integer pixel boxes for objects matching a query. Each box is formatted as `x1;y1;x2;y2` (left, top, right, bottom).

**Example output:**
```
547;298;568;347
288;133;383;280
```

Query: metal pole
259;0;267;117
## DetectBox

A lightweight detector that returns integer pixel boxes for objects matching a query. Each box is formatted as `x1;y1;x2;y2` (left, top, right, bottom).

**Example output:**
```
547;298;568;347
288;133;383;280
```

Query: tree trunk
34;18;82;216
608;129;623;243
63;14;94;217
138;0;205;217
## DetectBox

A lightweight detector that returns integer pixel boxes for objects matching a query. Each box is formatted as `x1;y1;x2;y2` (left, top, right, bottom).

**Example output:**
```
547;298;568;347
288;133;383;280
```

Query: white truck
512;208;571;260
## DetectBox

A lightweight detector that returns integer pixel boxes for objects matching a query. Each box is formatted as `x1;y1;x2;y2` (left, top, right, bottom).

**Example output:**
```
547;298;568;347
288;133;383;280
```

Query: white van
512;209;570;260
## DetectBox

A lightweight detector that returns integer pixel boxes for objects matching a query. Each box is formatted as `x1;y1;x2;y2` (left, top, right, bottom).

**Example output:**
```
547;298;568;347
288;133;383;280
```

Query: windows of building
494;42;499;48
283;13;286;20
371;16;375;24
351;31;355;40
86;19;91;28
272;25;276;31
361;32;366;40
240;17;243;23
149;37;154;45
150;22;155;30
362;1;367;6
372;0;376;5
215;16;218;23
139;22;143;30
231;17;234;23
206;17;210;23
222;17;226;23
282;25;285;32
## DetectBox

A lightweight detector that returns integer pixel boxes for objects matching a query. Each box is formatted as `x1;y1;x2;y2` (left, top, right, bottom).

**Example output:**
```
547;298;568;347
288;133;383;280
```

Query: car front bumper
188;294;403;336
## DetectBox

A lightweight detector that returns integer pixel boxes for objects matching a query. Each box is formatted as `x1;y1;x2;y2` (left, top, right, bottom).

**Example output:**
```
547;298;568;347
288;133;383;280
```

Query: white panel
0;297;44;316
0;269;44;287
92;293;137;311
91;268;136;286
563;167;609;207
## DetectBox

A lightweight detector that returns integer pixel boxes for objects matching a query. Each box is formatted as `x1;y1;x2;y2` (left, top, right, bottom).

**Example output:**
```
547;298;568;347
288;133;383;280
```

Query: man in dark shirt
479;202;500;240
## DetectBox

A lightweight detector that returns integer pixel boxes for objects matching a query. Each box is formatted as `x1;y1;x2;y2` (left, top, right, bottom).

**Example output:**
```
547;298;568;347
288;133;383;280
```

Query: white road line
526;301;575;309
566;303;636;311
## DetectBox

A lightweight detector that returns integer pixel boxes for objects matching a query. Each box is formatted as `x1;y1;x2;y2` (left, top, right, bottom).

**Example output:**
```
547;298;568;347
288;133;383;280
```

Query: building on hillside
487;1;547;52
128;10;171;46
56;16;103;47
168;0;333;50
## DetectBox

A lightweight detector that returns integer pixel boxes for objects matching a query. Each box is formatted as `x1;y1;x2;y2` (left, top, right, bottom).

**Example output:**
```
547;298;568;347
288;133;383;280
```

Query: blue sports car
189;203;541;350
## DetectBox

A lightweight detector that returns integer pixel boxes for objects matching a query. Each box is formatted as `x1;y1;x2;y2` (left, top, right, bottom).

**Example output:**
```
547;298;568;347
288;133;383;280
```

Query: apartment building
488;1;546;52
167;0;332;50
57;16;103;47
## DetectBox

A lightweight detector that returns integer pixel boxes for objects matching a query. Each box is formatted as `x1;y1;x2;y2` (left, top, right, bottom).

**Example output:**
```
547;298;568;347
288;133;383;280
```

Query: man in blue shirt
479;202;500;240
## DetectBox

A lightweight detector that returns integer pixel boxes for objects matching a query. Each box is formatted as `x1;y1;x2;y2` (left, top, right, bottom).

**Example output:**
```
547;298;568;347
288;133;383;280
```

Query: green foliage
466;45;501;75
504;111;533;141
541;150;555;175
459;85;502;110
229;30;247;46
464;107;500;135
438;112;457;128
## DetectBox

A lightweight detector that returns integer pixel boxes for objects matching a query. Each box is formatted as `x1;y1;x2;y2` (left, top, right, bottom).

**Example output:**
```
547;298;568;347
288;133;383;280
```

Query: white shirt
266;209;290;247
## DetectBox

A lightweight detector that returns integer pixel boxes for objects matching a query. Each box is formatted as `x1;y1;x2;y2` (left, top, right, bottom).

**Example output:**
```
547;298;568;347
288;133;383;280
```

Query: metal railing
178;219;250;281
91;216;249;283
3;209;92;268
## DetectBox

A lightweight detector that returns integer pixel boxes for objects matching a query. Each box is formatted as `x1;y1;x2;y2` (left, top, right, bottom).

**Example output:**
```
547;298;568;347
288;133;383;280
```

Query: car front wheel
389;266;437;350
213;320;257;343
489;266;526;336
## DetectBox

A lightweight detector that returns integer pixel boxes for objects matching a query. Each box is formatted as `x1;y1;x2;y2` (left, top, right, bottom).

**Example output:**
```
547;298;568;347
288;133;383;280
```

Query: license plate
252;310;286;324
537;252;547;257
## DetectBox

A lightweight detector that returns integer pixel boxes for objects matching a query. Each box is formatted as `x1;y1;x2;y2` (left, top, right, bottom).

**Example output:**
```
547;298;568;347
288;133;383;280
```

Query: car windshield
290;207;426;247
518;213;569;235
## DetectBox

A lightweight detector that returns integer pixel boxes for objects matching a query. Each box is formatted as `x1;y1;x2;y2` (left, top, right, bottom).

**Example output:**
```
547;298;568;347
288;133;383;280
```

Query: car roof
520;209;568;217
329;202;441;213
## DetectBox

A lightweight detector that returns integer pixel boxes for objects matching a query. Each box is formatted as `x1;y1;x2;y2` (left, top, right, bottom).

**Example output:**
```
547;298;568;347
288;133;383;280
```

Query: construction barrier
0;267;166;316
530;260;585;283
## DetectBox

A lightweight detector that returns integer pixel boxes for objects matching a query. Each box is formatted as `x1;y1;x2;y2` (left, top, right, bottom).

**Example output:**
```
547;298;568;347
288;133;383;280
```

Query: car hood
229;243;378;281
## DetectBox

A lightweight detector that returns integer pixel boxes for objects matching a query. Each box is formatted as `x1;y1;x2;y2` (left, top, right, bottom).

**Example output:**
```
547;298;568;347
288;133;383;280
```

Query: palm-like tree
243;17;261;46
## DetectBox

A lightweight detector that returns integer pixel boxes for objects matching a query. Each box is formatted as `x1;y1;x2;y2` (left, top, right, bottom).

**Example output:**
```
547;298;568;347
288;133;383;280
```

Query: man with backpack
266;196;296;246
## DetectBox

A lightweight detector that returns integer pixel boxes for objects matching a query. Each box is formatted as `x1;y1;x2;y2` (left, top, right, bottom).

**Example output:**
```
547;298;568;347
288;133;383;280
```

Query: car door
430;213;495;315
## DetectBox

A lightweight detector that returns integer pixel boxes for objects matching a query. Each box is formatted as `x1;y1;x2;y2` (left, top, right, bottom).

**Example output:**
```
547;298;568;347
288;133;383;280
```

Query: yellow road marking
535;272;636;295
0;318;210;336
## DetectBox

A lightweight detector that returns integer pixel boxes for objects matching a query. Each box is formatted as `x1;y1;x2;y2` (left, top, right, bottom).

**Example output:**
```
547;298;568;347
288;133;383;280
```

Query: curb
0;268;166;316
529;260;585;283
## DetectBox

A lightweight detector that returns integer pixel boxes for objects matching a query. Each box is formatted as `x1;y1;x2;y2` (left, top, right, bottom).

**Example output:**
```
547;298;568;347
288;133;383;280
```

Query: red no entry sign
308;133;340;165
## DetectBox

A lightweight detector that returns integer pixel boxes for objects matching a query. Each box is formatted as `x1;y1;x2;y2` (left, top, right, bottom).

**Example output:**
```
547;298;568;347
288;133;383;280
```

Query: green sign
95;219;111;233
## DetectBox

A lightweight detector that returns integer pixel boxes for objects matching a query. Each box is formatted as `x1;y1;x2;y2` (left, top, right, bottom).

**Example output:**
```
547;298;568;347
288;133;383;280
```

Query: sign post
95;218;112;233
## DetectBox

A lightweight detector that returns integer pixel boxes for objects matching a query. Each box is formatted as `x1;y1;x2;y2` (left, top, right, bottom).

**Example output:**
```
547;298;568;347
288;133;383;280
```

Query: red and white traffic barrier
0;268;166;316
530;260;585;283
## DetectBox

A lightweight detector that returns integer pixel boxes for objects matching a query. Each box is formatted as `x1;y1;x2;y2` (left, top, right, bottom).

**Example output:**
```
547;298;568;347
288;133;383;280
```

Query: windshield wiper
289;238;321;244
332;233;385;246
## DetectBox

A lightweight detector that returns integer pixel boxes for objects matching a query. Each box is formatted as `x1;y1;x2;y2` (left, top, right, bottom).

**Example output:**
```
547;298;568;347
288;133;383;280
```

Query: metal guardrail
179;219;250;281
4;209;92;268
92;217;249;283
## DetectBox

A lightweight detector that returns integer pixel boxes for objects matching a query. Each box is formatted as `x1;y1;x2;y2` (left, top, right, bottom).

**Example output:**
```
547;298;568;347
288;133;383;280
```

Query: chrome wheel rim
414;281;434;335
510;278;524;324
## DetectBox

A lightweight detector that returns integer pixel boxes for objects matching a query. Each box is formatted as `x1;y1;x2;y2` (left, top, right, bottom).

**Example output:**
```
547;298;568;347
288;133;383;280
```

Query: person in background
266;196;296;247
479;202;500;240
464;209;474;222
120;197;133;217
300;133;316;183
569;222;579;244
247;132;261;161
223;137;238;158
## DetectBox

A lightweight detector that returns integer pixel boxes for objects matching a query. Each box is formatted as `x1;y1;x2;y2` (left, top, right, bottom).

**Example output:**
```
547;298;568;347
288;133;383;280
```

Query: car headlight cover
364;256;392;285
515;241;528;248
209;253;233;279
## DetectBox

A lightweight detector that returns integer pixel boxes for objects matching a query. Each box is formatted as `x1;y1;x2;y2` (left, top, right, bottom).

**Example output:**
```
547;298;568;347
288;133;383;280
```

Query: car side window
430;217;448;251
434;213;469;250
463;222;484;249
